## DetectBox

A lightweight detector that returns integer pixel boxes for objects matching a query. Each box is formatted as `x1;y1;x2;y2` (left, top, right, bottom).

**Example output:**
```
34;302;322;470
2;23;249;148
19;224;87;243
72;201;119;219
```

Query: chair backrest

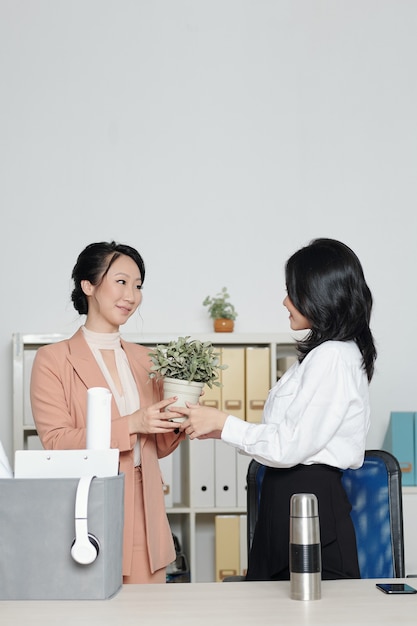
246;449;405;578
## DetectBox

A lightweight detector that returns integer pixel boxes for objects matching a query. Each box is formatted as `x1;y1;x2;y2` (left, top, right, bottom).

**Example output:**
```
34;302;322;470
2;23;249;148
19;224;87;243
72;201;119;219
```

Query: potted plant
148;336;226;422
203;287;238;332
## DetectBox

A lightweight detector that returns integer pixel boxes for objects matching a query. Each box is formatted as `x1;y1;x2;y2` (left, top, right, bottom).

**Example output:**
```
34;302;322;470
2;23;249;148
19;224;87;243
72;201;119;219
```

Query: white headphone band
71;475;100;565
75;475;95;520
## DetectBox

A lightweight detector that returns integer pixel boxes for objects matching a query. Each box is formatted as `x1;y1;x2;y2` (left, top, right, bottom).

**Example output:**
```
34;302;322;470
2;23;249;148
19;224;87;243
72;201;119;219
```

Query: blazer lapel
65;329;155;438
121;339;156;453
120;339;154;404
66;328;110;390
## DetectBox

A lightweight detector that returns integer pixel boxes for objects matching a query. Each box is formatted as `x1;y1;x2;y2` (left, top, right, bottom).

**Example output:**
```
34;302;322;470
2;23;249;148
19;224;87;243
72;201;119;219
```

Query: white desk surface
1;579;416;625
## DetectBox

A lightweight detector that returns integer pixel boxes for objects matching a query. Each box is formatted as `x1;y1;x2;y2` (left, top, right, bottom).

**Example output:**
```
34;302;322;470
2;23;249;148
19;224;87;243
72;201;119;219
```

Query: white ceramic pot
163;377;204;423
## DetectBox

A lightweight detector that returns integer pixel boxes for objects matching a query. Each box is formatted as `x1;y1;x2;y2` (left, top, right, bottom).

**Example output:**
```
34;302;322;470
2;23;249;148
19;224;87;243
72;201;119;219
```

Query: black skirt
246;463;360;581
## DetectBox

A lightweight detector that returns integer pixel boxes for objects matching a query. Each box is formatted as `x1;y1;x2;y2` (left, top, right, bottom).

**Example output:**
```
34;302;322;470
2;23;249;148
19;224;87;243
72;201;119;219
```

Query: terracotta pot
213;318;234;333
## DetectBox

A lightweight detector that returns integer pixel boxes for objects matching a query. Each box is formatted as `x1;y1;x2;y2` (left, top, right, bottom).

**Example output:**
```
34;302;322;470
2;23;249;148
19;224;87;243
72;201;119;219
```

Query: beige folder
245;347;270;423
200;381;221;410
221;347;245;420
200;346;223;409
215;515;240;581
239;514;248;576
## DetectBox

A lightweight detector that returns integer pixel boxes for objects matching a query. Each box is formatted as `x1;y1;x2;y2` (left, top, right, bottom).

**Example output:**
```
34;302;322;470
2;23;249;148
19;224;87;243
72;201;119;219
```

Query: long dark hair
285;238;377;381
71;241;145;315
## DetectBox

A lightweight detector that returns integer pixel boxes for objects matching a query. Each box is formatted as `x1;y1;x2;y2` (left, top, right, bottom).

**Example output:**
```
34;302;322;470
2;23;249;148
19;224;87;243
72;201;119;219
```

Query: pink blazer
30;328;184;576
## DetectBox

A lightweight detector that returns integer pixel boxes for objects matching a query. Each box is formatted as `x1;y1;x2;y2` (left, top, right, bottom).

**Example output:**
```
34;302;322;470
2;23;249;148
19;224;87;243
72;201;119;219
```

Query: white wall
1;0;416;463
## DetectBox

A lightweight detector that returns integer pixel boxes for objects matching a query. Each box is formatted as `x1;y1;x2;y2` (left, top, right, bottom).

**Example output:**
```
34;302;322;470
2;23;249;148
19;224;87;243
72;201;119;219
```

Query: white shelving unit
12;332;417;581
12;331;297;582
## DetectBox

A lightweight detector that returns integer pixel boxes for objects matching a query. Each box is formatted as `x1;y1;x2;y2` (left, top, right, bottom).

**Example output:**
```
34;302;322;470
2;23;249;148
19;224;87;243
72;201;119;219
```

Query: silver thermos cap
289;493;321;601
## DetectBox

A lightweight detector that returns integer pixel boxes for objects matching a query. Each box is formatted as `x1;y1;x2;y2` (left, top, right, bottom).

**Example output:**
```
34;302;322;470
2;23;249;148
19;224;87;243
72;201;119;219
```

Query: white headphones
71;475;100;565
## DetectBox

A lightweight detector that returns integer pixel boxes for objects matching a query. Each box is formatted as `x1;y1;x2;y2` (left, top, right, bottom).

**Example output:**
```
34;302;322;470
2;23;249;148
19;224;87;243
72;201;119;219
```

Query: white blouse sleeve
221;342;368;469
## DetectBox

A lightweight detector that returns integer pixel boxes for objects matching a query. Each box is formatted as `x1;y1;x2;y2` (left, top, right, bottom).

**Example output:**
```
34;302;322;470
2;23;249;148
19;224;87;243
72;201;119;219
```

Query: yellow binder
221;347;245;420
245;347;270;423
215;515;240;581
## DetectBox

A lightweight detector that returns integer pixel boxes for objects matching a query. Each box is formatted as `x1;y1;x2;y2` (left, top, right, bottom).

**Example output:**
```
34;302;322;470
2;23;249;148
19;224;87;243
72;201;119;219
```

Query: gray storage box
0;473;124;600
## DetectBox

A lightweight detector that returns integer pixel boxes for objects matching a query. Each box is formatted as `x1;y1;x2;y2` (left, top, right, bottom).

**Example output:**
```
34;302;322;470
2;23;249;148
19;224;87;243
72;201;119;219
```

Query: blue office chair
246;450;405;579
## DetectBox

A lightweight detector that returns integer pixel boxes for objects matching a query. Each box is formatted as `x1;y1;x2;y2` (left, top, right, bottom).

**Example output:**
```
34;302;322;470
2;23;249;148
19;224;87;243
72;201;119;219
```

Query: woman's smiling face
82;254;143;332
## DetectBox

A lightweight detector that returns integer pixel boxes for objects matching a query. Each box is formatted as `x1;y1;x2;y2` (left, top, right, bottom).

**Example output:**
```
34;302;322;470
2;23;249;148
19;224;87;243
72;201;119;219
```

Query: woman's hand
129;397;184;434
174;403;228;440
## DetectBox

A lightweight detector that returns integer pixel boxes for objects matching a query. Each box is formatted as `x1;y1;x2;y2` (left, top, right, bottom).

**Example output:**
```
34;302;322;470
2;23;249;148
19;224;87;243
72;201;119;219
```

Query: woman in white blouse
176;238;377;581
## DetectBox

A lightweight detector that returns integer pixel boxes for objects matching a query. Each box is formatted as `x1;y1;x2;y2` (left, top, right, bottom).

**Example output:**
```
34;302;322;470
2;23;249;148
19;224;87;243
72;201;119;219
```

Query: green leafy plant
148;336;227;388
203;287;237;321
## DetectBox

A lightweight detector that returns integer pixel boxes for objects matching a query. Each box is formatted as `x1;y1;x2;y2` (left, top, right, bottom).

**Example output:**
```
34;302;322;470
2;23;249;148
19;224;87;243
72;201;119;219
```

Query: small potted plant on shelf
203;287;238;332
148;336;227;422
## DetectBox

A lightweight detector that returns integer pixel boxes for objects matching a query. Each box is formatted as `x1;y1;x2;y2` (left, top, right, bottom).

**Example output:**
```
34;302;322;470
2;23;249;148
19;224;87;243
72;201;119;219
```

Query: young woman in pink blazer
30;241;185;583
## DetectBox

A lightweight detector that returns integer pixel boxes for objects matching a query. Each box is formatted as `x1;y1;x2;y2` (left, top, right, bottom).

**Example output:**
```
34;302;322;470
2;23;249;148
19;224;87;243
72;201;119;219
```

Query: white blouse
82;326;141;466
221;340;370;470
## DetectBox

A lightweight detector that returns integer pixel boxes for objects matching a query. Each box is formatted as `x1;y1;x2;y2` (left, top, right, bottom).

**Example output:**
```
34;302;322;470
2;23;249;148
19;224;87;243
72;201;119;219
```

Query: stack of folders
202;347;272;424
215;514;247;582
202;348;296;422
383;412;417;486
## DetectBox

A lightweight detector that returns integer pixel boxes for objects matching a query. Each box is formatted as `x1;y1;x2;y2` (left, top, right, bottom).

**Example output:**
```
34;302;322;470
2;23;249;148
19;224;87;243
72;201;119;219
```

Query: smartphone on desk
376;583;417;594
